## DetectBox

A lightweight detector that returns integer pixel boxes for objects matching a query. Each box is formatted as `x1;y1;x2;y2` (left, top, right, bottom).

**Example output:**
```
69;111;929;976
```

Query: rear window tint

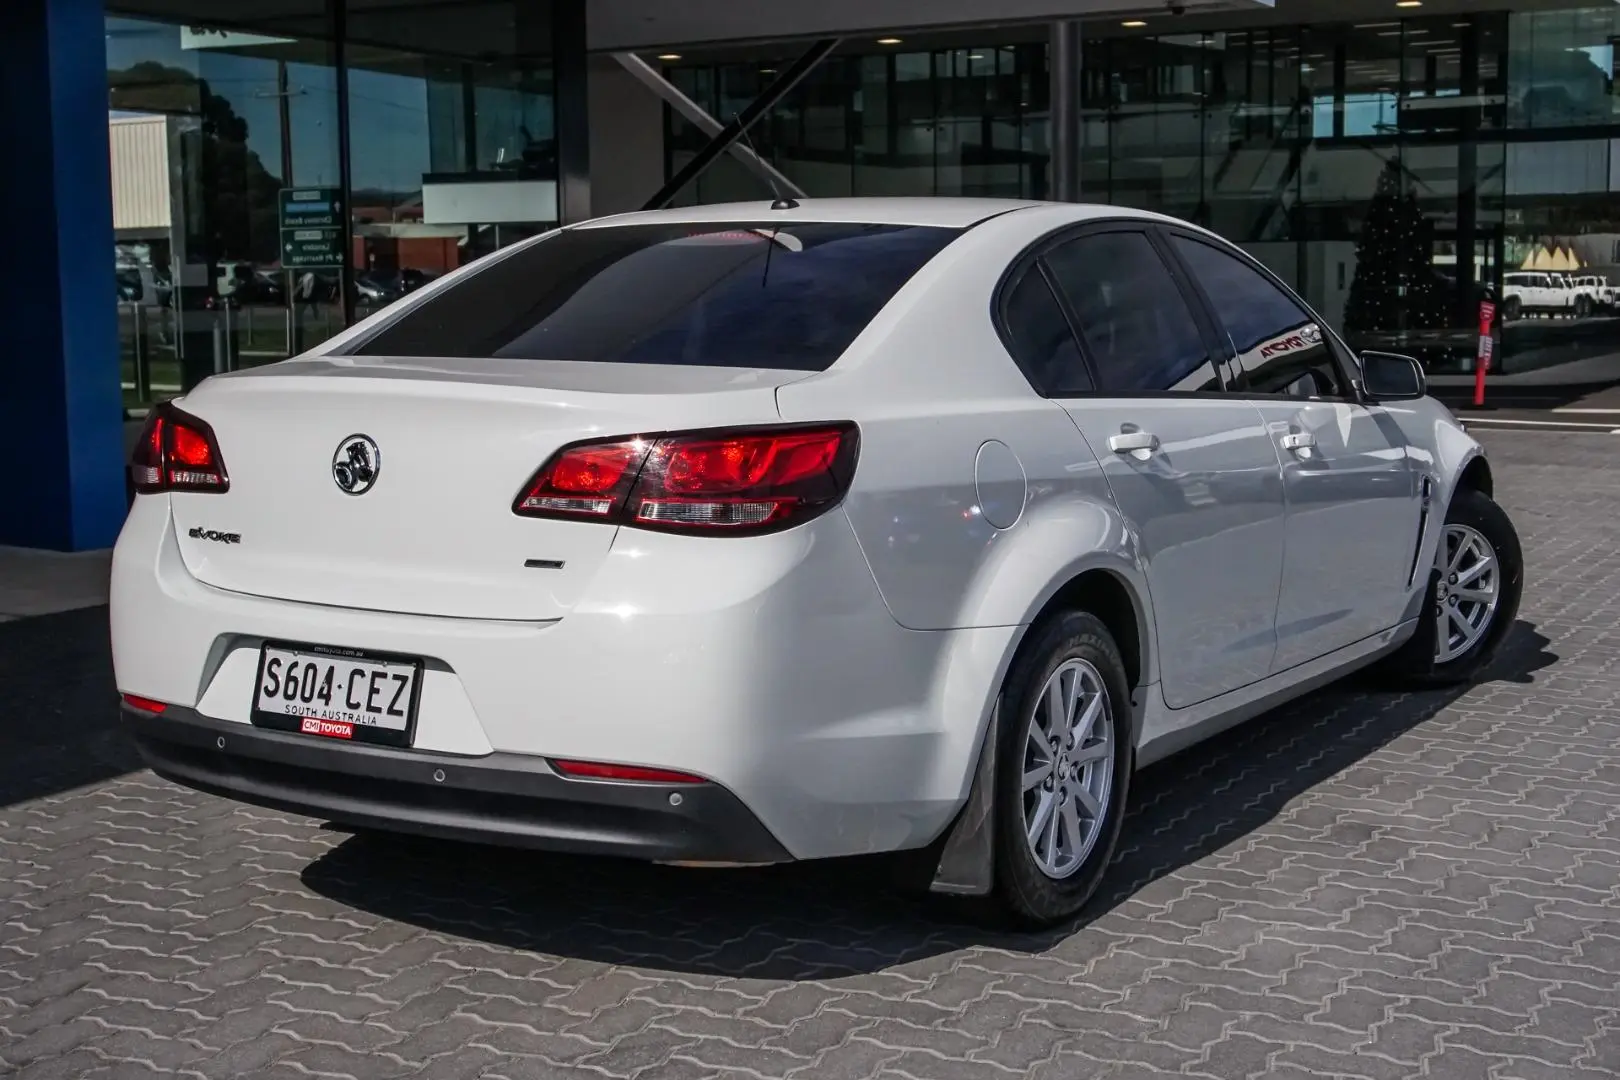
349;221;961;370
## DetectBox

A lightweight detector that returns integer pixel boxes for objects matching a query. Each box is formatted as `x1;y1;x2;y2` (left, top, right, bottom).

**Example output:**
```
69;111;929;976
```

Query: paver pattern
1;429;1616;1080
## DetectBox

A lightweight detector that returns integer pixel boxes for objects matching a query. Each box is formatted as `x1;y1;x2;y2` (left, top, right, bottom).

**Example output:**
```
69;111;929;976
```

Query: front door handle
1108;431;1161;455
1280;432;1316;453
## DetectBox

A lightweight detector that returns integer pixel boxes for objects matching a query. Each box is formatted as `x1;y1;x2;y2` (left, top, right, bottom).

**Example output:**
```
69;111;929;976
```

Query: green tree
1343;160;1449;335
109;61;282;266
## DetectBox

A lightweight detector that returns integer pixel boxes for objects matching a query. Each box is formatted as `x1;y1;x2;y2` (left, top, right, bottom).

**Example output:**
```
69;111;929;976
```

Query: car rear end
111;212;976;863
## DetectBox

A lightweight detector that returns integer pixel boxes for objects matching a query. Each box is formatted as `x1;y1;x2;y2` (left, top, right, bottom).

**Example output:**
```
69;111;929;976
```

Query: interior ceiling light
876;37;903;45
1397;0;1422;6
1123;20;1148;28
657;53;681;61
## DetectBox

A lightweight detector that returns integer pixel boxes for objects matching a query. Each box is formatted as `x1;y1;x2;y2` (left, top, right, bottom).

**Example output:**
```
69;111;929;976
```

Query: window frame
990;218;1233;399
1155;225;1368;405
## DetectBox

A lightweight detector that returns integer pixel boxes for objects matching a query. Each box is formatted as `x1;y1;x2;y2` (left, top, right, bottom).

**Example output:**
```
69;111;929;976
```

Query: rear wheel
1576;295;1594;319
1502;296;1522;322
991;612;1132;927
1375;486;1523;688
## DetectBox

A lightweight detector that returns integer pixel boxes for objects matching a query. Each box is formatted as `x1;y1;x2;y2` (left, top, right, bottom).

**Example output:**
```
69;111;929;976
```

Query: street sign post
278;188;345;268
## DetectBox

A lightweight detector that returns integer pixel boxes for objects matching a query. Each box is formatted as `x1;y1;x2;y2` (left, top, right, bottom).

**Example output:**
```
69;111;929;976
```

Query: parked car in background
113;198;1524;926
1570;273;1614;312
1502;271;1580;320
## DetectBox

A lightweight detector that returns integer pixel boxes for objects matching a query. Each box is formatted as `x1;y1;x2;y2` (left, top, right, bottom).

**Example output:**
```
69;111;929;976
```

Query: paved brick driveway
2;429;1616;1080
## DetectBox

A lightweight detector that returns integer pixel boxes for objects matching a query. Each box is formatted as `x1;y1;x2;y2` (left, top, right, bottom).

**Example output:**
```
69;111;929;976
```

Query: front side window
351;222;960;369
1171;235;1348;399
1041;231;1221;394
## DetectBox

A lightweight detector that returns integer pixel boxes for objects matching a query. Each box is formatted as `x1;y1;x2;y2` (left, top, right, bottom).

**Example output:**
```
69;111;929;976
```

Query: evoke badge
188;527;241;544
333;434;380;495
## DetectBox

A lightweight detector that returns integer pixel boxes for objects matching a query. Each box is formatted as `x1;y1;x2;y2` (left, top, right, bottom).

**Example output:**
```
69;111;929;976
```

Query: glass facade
107;1;576;410
102;1;1620;411
664;39;1052;206
664;5;1620;384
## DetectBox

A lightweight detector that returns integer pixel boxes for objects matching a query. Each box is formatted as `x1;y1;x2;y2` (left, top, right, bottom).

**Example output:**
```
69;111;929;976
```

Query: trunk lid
168;355;804;620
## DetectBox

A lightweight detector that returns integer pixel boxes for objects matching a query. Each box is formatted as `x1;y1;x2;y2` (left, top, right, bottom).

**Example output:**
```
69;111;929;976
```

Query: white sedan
112;198;1523;925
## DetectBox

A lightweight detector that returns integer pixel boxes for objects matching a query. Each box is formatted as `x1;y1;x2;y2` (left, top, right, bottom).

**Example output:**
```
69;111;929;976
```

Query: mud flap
927;701;999;896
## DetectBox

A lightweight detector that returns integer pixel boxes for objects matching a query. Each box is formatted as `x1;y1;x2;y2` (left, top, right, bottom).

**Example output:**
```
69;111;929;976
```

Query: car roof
577;197;1143;231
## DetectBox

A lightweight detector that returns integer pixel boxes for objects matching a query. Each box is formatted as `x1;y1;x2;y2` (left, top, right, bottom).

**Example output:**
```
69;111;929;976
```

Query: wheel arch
1018;566;1147;697
1456;453;1493;499
922;560;1154;898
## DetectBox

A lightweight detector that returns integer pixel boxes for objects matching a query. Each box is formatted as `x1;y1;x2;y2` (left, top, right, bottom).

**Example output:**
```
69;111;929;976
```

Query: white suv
1502;271;1580;319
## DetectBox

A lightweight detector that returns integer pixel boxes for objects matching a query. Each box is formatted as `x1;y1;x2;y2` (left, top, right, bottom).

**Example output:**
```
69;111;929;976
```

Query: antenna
735;117;799;210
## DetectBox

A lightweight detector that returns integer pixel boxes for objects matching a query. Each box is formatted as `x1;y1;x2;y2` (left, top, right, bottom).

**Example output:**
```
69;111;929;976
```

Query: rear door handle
1108;431;1160;454
1280;432;1316;453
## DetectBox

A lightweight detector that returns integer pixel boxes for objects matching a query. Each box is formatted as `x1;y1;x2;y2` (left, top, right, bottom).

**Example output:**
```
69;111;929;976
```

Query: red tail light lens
513;423;858;535
120;693;168;713
513;440;645;518
130;403;230;494
552;759;706;784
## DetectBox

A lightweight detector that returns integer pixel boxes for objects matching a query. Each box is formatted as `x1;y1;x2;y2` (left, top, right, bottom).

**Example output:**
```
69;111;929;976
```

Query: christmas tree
1343;160;1448;335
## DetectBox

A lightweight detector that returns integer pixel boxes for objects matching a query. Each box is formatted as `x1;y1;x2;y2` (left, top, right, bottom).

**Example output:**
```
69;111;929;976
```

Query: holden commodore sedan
112;198;1523;925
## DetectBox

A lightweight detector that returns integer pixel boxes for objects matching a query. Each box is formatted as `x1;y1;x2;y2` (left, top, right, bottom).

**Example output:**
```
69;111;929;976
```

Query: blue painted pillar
0;0;126;551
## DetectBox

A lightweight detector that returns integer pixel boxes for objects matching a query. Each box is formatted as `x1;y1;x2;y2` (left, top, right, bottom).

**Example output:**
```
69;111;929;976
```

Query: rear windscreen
348;221;961;370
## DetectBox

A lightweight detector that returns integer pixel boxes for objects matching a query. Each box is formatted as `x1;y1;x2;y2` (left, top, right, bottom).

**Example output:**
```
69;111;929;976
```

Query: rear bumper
124;704;793;864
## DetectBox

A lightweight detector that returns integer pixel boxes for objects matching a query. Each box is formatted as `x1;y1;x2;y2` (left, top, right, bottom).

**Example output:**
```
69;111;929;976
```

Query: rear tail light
130;402;230;494
552;760;706;784
120;694;168;713
514;423;858;535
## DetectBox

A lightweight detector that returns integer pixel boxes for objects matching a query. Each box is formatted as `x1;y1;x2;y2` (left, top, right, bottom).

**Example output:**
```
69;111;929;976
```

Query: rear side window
1001;268;1092;394
1042;231;1221;393
349;222;960;369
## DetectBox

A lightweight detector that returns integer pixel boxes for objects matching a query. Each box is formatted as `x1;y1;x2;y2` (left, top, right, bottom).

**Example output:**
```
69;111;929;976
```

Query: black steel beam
641;37;839;211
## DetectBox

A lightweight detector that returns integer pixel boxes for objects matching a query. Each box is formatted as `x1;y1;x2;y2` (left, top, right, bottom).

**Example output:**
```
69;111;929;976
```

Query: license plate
251;641;422;747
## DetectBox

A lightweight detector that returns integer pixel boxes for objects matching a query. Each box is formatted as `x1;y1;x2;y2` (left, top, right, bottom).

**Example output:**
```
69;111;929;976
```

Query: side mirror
1359;351;1427;401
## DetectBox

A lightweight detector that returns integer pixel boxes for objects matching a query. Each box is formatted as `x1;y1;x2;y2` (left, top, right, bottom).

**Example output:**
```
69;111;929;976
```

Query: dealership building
11;0;1620;550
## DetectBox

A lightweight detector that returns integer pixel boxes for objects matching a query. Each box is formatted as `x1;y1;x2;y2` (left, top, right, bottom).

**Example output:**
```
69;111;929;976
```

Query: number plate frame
250;640;425;748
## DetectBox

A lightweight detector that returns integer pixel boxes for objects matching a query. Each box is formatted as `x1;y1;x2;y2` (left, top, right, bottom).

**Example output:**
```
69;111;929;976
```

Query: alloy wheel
1021;658;1115;879
1435;523;1500;664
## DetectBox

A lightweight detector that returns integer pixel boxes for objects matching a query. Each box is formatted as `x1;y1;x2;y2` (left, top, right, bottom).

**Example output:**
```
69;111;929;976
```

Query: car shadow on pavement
0;607;134;809
299;620;1555;980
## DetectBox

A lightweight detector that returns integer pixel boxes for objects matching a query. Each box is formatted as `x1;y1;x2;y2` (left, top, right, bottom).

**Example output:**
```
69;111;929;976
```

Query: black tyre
1576;295;1594;319
1375;486;1523;688
991;611;1133;927
1502;296;1521;322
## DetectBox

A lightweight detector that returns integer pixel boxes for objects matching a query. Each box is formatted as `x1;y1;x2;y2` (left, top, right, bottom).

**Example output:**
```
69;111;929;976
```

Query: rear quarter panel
776;205;1156;682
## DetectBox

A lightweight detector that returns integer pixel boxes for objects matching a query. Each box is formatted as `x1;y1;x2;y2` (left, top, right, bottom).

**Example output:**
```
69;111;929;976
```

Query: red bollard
1473;299;1495;408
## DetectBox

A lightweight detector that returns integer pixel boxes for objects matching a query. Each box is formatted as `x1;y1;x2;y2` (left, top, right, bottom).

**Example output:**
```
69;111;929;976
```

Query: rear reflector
551;760;706;784
121;694;168;713
514;423;858;536
130;402;230;494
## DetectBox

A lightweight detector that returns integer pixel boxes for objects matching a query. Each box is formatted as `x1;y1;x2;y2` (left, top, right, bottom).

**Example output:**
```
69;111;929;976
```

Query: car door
1037;225;1287;710
1164;230;1423;672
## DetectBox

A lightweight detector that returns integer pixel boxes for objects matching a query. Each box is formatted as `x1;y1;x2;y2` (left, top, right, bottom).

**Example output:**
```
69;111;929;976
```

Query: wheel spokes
1044;677;1067;739
1027;789;1056;847
1059;796;1085;858
1071;741;1111;767
1444;535;1467;575
1072;692;1104;745
1073;785;1102;820
1456;555;1494;588
1023;761;1053;792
